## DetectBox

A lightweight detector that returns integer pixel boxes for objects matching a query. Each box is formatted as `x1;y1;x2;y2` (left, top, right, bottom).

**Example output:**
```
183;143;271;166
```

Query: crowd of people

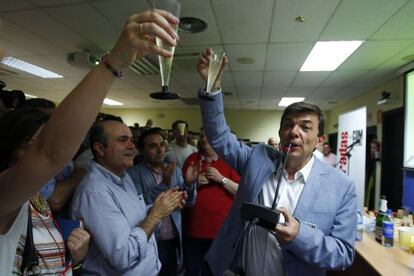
0;8;357;276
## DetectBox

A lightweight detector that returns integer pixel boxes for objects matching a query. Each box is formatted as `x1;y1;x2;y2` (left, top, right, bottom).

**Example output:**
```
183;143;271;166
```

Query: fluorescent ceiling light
278;97;305;107
25;93;37;98
0;56;63;78
103;98;123;106
300;41;364;71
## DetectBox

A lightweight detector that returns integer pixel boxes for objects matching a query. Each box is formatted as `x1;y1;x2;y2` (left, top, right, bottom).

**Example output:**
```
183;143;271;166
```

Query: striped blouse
5;199;71;275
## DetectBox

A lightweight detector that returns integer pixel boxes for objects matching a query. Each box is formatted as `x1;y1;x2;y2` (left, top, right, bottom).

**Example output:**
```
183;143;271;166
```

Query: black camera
0;80;26;110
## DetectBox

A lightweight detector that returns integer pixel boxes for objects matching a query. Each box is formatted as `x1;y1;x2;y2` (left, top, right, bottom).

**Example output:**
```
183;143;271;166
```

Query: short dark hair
0;108;49;171
21;98;56;110
96;113;123;123
172;120;188;130
137;127;165;150
89;116;124;159
280;101;325;136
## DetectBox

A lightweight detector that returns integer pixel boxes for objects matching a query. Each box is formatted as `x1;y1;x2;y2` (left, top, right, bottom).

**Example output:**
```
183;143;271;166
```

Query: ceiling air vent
129;56;160;75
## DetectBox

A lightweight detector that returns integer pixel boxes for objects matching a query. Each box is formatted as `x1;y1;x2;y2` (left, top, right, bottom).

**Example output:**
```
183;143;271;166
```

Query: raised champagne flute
200;49;226;101
150;0;181;100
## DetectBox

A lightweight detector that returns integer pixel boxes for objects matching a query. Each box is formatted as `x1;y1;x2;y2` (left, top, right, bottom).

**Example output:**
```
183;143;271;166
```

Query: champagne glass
150;0;181;100
200;49;226;101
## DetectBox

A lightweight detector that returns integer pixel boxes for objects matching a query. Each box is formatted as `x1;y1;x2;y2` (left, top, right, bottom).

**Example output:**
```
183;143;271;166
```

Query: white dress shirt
262;156;315;223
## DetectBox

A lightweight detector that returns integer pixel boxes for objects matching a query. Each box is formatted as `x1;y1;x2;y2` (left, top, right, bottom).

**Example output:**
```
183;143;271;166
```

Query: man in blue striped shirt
72;118;187;275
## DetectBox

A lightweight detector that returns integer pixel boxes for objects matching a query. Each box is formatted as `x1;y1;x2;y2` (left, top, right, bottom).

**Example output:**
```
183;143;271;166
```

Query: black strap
20;206;40;274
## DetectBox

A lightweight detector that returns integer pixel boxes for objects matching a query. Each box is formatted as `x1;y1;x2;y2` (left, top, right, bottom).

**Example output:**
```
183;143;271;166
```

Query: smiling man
127;128;197;276
196;48;357;276
71;118;186;275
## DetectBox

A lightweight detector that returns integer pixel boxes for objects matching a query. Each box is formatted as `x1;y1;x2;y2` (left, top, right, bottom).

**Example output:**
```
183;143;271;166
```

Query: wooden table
328;232;414;276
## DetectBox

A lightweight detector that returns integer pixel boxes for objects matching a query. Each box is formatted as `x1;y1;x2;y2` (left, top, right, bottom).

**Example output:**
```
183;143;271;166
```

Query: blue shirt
71;161;160;275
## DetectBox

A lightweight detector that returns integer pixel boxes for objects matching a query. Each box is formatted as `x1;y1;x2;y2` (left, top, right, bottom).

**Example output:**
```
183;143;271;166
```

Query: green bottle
375;195;387;244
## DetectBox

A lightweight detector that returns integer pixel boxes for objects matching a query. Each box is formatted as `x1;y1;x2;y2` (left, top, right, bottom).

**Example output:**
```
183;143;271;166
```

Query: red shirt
182;152;240;239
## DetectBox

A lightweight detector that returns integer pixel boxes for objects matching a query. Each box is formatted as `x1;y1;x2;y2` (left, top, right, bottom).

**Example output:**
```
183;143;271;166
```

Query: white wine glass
150;0;181;100
200;49;225;101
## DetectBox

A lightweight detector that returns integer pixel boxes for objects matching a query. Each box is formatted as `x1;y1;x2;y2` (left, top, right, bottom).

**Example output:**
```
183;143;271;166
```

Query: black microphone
347;139;361;148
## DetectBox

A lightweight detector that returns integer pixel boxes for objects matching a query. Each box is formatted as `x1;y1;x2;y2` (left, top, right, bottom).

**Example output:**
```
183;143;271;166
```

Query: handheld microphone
240;144;291;230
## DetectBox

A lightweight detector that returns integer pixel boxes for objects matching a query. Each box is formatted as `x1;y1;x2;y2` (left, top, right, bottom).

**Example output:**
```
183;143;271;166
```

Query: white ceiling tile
173;72;205;88
226;44;266;71
2;9;96;53
45;3;119;51
376;42;414;70
92;0;151;29
221;72;235;88
291;72;330;87
332;88;364;100
0;38;36;56
0;19;63;55
0;0;34;12
211;0;274;44
319;70;369;88
348;70;395;89
262;87;288;96
285;87;314;97
271;0;339;42
307;87;341;99
123;74;159;90
372;0;414;40
237;88;261;97
266;43;314;70
259;98;278;105
340;40;414;70
263;71;296;87
223;99;241;105
31;0;89;6
232;72;263;87
321;0;407;40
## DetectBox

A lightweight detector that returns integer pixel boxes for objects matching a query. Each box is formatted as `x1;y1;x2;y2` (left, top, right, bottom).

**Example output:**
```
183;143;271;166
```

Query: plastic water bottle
356;210;363;241
383;209;394;247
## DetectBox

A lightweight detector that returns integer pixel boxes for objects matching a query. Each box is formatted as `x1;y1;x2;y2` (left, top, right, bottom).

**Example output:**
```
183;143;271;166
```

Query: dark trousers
158;237;179;276
183;234;213;276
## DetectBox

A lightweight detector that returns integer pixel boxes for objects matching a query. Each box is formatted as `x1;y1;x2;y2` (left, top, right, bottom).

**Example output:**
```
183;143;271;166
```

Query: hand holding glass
206;50;226;93
150;0;181;100
199;49;225;101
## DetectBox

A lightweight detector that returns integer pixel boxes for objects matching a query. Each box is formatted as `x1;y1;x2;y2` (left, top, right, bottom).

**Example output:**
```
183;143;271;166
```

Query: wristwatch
221;177;227;186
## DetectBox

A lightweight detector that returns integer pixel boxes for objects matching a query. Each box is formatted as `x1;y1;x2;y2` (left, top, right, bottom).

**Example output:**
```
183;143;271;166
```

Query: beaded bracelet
101;54;123;78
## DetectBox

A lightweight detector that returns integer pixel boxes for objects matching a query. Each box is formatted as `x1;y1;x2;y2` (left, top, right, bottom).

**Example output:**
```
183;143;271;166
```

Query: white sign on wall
336;107;367;210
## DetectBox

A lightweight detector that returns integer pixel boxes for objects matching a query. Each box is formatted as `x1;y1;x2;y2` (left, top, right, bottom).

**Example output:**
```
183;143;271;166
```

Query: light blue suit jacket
200;92;357;276
126;162;196;262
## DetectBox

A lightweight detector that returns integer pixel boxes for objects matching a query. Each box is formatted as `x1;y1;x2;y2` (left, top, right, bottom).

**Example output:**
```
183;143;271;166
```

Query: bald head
267;137;278;149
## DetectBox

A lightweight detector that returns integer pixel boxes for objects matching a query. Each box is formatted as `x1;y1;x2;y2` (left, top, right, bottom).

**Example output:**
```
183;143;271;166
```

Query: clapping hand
184;160;202;185
152;188;186;219
204;167;223;183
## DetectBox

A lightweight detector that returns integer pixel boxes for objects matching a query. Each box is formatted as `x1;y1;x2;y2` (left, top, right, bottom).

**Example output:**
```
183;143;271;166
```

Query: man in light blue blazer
127;128;197;276
196;49;357;276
